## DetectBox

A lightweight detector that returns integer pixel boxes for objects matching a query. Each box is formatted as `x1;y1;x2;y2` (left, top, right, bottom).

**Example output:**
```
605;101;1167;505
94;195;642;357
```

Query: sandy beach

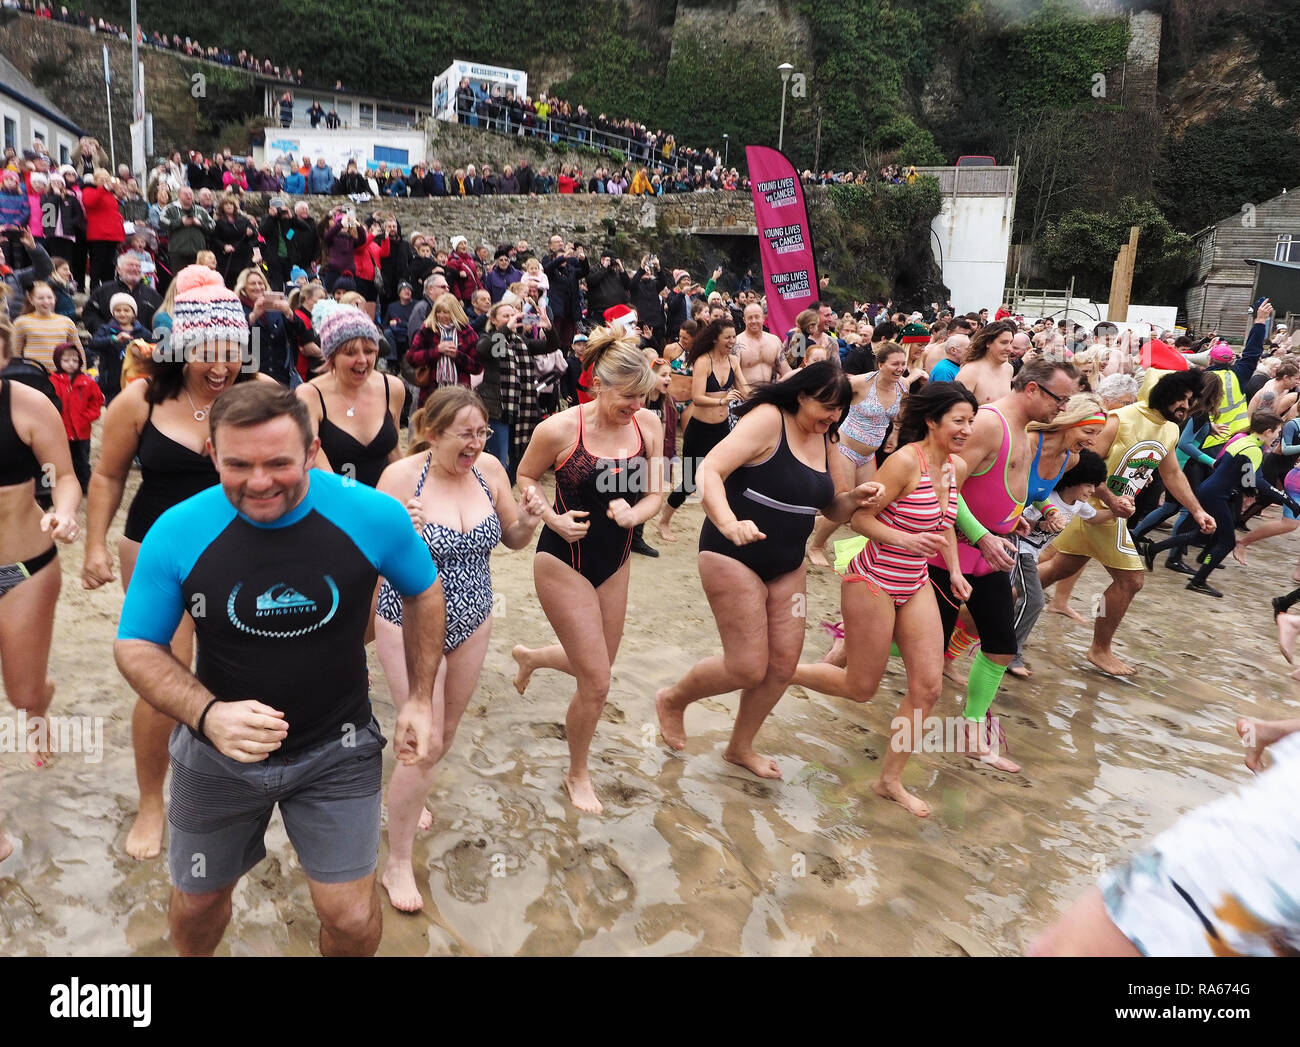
1;459;1295;957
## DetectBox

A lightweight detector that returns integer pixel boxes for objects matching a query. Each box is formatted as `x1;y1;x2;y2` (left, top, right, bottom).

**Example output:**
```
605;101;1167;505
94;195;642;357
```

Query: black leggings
929;564;1018;656
87;240;119;289
1144;496;1236;582
667;418;729;509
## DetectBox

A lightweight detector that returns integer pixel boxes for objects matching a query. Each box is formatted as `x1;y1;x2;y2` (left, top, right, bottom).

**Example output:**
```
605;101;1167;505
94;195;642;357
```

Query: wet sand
2;472;1296;956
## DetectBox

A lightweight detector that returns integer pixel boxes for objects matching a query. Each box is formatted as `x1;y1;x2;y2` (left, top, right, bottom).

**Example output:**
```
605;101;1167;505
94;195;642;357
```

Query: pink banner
747;145;819;344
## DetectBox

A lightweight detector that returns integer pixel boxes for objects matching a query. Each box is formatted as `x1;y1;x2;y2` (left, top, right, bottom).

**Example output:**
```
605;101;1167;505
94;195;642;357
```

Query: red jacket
81;184;125;242
50;371;105;440
444;250;483;304
352;233;390;282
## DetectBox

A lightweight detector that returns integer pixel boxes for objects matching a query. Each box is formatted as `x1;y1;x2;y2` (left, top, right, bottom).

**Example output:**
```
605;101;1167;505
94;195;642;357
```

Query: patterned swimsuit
846;445;957;605
376;457;502;651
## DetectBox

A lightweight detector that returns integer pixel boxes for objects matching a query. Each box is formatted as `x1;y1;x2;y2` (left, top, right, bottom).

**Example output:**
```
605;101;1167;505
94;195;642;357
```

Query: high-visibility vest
1202;369;1246;449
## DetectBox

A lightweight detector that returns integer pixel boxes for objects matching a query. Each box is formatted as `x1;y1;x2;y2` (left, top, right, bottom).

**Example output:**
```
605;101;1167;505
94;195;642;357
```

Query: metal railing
445;99;699;175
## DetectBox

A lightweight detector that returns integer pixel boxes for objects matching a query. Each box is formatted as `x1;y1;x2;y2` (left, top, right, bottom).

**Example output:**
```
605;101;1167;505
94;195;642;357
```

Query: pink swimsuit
927;405;1025;577
848;445;958;605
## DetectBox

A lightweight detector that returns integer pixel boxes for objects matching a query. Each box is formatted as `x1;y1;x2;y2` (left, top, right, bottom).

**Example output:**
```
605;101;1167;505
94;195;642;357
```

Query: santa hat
1140;338;1188;372
603;304;638;334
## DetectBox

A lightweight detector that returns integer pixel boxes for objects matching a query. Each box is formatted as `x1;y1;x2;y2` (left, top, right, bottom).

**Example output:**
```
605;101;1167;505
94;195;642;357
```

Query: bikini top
0;380;42;487
704;356;735;394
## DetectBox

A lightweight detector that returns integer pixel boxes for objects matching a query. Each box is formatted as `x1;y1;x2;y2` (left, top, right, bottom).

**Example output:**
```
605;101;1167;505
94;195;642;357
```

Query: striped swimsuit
846;444;957;605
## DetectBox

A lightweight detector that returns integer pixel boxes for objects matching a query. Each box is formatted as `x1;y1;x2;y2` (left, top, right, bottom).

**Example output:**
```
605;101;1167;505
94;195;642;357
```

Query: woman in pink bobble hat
82;265;277;861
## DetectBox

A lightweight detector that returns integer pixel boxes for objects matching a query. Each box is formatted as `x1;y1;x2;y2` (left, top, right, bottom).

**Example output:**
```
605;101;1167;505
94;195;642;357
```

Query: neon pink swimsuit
927;404;1025;576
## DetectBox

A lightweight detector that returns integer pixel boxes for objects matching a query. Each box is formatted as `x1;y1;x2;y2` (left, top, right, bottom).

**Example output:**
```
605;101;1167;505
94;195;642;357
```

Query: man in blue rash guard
114;382;445;956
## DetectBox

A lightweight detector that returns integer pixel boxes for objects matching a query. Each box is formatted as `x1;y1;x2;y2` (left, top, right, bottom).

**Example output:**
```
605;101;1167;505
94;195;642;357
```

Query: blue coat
307;165;334;194
283;171;306;195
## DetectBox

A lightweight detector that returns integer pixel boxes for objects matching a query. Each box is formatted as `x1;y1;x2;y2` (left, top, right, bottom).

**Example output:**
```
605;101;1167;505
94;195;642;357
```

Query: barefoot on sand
1007;664;1032;679
1277;613;1300;665
1087;648;1137;677
807;545;831;568
563;773;603;814
655;520;677;544
656;688;687;750
1236;716;1289;774
942;659;964;683
0;832;13;865
1047;603;1087;623
510;645;534;694
418;807;434;831
124;807;164;860
963;723;1022;774
872;778;930;817
381;861;425;912
723;747;782;779
1232;546;1248;567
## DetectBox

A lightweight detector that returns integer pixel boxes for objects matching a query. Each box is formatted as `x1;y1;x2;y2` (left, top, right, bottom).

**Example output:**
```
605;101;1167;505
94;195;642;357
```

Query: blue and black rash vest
118;470;437;756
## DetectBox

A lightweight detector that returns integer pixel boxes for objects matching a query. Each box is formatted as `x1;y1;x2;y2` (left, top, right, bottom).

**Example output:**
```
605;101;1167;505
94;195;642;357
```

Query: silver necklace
336;376;361;417
184;389;214;421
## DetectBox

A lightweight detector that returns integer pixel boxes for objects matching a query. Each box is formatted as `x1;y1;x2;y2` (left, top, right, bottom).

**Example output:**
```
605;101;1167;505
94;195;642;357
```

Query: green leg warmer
964;650;1007;722
889;642;900;658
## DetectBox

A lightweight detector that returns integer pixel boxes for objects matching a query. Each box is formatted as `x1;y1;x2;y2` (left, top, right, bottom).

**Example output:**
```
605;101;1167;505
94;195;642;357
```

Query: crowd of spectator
8;1;306;84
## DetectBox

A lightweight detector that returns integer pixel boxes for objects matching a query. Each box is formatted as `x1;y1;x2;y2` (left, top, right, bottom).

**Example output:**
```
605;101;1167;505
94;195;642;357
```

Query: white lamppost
722;132;729;167
777;63;794;152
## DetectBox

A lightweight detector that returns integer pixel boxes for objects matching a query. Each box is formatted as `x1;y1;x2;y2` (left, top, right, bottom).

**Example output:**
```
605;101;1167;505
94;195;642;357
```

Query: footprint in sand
529;722;567;741
1150;714;1183;732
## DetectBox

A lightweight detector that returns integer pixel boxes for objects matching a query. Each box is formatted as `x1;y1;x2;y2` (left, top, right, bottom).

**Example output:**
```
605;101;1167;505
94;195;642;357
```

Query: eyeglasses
652;358;669;366
1036;384;1069;406
451;428;494;443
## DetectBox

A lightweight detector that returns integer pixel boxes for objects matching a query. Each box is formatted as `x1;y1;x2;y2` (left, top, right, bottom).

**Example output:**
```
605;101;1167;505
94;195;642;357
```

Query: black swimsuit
123;402;220;543
536;407;645;587
314;375;401;489
698;413;835;582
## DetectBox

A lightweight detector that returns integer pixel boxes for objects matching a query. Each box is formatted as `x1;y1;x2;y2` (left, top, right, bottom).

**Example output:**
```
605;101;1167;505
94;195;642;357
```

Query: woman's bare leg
874;587;945;817
656;552;773;749
0;556;60;763
791;577;893;701
533;554;630;814
118;538;185;860
723;565;812;779
380;616;492;911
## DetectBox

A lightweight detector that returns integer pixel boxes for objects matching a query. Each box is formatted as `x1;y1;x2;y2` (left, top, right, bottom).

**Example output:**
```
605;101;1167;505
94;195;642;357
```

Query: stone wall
269;189;766;260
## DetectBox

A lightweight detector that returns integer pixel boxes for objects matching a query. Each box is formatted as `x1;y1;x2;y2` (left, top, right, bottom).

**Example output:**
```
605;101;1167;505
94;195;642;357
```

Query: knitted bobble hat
169;265;249;356
319;306;380;360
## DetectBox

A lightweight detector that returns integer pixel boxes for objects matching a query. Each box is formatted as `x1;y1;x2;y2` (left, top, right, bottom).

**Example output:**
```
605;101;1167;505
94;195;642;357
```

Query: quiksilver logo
49;979;151;1027
254;582;317;617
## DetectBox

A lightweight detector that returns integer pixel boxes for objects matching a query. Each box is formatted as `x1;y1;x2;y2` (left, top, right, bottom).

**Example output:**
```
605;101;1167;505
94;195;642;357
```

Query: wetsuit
0;380;57;597
118;469;438;756
1262;417;1300;521
122;401;222;543
537;407;646;587
667;356;733;509
312;375;403;488
844;444;955;604
118;470;437;894
927;404;1025;723
698;412;834;582
376;457;500;651
1141;432;1299;589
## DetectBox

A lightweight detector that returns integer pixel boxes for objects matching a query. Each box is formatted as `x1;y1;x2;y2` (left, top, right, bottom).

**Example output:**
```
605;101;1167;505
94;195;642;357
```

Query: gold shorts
1051;514;1142;571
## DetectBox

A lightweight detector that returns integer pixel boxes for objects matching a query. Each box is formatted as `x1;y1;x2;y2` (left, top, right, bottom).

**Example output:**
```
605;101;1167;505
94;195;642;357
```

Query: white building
915;165;1017;313
0;53;84;164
